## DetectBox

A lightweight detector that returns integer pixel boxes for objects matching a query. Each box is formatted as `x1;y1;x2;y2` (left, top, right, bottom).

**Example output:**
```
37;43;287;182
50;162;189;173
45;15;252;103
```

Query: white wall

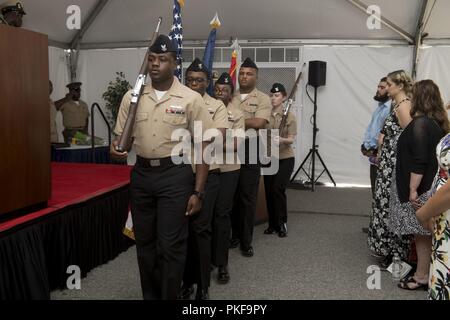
296;46;413;186
57;44;450;185
49;47;148;142
78;48;147;140
417;46;450;104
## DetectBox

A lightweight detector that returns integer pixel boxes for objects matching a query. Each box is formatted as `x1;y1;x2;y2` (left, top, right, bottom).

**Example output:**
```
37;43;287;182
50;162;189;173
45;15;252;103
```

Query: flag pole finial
210;12;221;29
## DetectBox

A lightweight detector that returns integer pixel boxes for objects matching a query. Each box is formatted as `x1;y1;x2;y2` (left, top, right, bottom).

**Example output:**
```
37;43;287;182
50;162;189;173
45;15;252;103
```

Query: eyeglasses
186;77;206;84
70;88;81;92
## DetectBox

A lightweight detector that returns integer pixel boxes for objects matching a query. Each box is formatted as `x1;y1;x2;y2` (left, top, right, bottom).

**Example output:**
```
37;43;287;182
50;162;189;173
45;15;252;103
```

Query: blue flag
202;13;221;95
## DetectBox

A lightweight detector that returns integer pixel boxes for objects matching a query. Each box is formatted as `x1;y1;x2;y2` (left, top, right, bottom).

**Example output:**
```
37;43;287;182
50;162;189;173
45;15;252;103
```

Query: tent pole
78;39;409;50
67;0;110;81
48;40;69;49
345;0;414;44
412;0;434;80
69;0;110;49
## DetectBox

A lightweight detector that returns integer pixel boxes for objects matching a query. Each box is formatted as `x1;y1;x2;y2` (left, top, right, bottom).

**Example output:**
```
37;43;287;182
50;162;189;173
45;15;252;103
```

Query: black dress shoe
241;246;254;257
278;224;287;238
195;287;209;300
229;238;240;249
180;285;194;299
217;266;230;284
264;227;276;234
278;230;287;238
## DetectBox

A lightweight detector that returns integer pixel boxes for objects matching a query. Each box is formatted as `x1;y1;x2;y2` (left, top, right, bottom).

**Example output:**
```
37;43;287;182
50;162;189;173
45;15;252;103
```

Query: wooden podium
0;25;50;216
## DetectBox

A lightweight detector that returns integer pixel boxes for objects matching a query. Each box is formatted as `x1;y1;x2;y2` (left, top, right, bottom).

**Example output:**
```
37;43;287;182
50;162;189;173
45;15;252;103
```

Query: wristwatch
193;190;205;200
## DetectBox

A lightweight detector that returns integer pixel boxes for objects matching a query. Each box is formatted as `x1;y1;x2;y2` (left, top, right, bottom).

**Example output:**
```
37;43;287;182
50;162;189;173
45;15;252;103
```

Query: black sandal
397;276;428;291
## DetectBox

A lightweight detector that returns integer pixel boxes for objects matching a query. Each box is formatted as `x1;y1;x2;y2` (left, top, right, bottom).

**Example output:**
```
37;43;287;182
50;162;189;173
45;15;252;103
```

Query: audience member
55;82;90;144
390;80;449;290
367;70;412;267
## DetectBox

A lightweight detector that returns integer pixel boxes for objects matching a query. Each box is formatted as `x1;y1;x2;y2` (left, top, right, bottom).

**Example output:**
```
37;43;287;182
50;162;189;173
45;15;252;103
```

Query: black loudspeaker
308;61;327;87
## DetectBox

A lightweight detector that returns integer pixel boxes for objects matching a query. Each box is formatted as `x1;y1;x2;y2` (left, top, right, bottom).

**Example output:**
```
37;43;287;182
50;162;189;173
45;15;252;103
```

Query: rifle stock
279;63;306;136
116;17;162;152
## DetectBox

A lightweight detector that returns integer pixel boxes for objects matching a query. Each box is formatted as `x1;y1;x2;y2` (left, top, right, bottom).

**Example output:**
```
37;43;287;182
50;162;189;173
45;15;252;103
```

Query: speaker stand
290;85;336;191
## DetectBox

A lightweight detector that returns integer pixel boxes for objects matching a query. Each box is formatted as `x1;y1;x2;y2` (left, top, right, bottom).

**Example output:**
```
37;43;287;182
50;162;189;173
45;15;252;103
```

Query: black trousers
130;163;193;300
232;137;262;249
370;164;378;198
232;162;261;249
212;169;240;267
264;157;295;230
183;172;221;289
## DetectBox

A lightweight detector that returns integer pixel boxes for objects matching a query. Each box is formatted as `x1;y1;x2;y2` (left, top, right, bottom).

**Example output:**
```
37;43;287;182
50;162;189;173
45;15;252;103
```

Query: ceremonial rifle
279;63;306;136
116;17;162;152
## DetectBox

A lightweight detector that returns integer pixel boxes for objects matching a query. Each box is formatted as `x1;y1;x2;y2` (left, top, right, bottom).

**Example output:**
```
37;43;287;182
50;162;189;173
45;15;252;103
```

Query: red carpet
0;162;132;233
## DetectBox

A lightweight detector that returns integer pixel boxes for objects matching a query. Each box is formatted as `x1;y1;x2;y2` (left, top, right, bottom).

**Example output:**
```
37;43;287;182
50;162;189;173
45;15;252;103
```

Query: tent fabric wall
77;48;147;140
296;46;413;186
417;46;450;105
48;45;450;185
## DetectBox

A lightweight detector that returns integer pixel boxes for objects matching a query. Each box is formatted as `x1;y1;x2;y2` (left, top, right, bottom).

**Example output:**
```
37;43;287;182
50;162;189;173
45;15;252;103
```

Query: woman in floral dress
367;71;412;263
367;109;411;261
417;132;450;299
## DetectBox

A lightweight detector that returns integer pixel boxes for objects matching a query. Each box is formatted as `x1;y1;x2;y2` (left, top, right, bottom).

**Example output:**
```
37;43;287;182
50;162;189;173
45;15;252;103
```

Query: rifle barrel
279;63;306;134
115;18;163;152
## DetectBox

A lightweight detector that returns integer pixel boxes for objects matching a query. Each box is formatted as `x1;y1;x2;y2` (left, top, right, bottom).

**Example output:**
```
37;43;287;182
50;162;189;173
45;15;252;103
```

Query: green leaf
102;72;132;128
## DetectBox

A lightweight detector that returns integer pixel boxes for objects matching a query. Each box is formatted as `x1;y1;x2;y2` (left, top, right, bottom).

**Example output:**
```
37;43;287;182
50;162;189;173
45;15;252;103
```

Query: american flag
168;0;184;81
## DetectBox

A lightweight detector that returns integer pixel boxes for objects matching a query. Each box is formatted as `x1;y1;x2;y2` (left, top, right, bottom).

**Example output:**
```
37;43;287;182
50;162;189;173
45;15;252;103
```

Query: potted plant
102;72;132;130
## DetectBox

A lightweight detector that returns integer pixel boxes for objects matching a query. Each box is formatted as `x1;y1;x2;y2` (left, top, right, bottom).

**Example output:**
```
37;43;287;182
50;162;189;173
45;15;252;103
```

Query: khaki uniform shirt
201;93;228;172
267;111;297;160
60;99;90;129
203;93;228;129
220;103;245;173
49;99;58;143
114;77;212;159
230;88;271;125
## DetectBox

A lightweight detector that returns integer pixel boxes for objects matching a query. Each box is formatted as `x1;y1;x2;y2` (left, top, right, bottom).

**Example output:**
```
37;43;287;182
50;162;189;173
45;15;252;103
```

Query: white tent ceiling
27;0;450;186
17;0;450;48
421;0;450;41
